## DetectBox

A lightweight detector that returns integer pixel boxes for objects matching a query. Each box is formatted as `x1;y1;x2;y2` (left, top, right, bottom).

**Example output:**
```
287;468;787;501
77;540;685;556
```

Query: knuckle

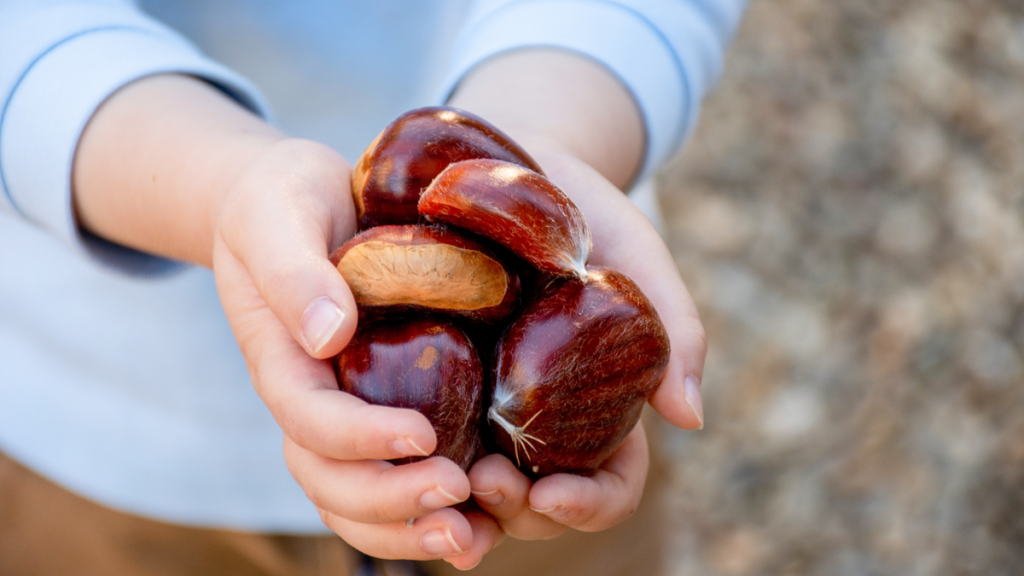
299;468;328;511
684;317;708;355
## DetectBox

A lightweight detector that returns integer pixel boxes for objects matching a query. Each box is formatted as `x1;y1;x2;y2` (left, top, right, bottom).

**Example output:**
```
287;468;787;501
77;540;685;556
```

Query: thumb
217;139;360;359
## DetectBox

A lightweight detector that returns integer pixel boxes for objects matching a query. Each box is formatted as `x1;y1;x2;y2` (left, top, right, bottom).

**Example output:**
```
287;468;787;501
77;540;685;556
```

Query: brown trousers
0;419;666;576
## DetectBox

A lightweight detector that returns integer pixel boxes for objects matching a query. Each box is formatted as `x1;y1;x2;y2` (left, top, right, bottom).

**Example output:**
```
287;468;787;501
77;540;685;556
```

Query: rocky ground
657;1;1024;574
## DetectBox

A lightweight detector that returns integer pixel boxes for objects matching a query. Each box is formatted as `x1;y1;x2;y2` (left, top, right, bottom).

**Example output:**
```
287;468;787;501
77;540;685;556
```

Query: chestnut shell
487;267;670;477
330;224;520;324
351;106;544;230
335;316;484;470
418;158;592;282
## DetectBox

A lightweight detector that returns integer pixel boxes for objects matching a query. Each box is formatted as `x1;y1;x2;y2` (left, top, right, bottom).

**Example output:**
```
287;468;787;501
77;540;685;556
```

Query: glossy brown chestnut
486;267;670;477
418;158;592;282
335;316;483;471
330;224;520;324
351;106;544;230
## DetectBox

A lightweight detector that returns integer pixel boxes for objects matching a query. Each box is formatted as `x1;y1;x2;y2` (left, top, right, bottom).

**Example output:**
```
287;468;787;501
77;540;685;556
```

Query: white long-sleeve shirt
0;0;746;532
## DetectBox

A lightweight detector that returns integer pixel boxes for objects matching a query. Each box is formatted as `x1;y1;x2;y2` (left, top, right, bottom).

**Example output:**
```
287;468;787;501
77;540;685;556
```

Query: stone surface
658;1;1024;574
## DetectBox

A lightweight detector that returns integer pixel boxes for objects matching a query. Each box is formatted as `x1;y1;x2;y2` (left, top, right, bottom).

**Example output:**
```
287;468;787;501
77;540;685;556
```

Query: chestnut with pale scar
330;225;520;323
335;317;483;471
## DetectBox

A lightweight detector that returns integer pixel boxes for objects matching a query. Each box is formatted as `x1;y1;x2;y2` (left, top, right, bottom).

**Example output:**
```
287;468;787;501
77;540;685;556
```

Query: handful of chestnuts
331;106;670;479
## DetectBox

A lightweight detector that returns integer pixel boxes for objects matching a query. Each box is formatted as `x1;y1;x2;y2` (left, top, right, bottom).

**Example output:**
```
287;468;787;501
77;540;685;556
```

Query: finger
216;139;360;360
445;510;506;571
257;342;437;460
321;507;473;561
582;190;706;430
528;423;649;532
539;155;707;430
648;314;706;431
467;454;566;540
285;439;470;524
215;244;437;460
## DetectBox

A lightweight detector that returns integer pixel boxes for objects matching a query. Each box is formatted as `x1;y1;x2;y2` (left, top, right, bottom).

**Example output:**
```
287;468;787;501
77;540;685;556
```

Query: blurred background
657;0;1024;574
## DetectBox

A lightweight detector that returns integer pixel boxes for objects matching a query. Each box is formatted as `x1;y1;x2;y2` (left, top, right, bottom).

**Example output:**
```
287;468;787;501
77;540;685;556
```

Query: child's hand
465;152;707;542
207;138;504;566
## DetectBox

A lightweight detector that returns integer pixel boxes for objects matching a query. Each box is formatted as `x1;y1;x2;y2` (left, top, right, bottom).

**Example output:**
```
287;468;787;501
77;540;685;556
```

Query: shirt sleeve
0;0;271;275
437;0;749;182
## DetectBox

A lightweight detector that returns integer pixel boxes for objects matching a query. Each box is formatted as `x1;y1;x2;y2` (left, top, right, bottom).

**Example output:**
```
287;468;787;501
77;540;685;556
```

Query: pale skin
72;49;706;570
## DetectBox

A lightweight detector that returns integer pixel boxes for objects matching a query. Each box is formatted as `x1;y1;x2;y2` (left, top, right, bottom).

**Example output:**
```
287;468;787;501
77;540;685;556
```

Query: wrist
73;74;285;268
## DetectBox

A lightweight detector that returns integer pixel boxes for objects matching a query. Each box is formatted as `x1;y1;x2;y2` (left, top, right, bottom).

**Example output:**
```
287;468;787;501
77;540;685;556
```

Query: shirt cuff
437;0;723;182
0;7;270;275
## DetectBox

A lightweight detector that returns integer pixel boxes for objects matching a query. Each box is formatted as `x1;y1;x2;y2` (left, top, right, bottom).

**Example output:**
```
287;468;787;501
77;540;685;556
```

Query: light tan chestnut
330;224;519;324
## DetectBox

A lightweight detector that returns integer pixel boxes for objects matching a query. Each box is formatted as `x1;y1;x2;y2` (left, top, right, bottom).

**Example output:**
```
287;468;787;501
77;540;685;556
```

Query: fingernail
391;436;430;457
419;486;463;511
471;488;505;507
451;557;482;571
300;297;345;354
422;527;463;556
530;504;570;522
684;375;704;430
